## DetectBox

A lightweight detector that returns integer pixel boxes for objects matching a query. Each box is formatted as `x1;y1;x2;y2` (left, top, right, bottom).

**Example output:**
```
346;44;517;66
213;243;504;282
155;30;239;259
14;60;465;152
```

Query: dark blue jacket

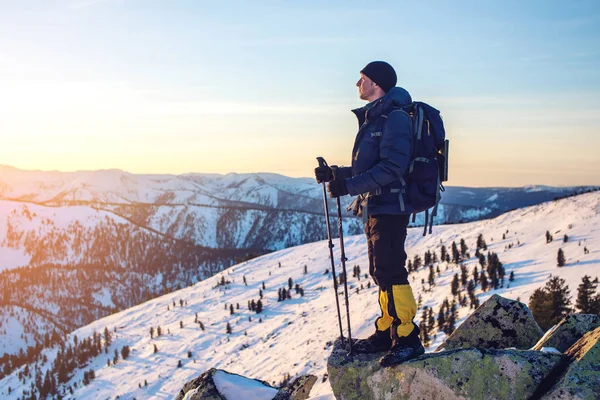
340;87;413;215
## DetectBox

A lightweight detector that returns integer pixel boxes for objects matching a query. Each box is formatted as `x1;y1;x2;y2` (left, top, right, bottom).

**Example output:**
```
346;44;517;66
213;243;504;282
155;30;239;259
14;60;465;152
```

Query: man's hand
327;178;348;198
314;165;334;183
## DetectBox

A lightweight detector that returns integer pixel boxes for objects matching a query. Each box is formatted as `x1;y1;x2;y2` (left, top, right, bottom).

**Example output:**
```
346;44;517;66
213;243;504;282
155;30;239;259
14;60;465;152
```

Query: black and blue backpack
371;102;448;235
402;101;449;235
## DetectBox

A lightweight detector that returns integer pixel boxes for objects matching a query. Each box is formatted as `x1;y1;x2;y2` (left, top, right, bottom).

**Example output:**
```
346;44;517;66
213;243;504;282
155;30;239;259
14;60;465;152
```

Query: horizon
1;1;599;187
1;163;599;190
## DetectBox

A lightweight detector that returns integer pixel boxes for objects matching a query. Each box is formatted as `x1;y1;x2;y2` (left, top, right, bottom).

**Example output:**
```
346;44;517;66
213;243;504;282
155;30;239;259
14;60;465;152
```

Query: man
314;61;424;367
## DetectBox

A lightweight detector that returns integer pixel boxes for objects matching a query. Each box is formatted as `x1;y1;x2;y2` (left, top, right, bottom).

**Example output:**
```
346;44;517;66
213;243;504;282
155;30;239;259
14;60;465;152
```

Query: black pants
364;214;410;288
365;214;420;345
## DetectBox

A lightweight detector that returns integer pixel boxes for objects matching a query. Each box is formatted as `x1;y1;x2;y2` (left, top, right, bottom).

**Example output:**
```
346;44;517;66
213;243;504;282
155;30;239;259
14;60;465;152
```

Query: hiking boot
378;343;425;367
348;329;392;354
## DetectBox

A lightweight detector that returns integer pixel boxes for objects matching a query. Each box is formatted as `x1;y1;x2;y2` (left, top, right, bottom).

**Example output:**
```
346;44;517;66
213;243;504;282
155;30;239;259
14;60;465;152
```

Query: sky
0;0;599;187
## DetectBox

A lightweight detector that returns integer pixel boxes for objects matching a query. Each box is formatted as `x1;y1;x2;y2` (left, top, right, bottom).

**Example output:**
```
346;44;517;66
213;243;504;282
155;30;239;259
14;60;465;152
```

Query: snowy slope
1;192;598;399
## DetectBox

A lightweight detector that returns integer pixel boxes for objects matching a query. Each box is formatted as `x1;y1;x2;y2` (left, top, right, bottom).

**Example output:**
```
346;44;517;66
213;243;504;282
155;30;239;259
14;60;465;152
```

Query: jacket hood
382;87;412;108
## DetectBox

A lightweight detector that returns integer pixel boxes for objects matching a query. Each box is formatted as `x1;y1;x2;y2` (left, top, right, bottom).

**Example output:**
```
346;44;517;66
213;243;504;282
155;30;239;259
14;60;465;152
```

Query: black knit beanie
360;61;397;93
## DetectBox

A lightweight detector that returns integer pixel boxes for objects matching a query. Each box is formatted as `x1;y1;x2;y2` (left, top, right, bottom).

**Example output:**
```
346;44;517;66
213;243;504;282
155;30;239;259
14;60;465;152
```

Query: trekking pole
316;157;345;343
330;165;353;357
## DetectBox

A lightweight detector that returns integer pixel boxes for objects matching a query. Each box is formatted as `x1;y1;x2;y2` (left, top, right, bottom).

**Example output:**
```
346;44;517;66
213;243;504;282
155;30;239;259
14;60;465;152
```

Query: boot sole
378;345;425;367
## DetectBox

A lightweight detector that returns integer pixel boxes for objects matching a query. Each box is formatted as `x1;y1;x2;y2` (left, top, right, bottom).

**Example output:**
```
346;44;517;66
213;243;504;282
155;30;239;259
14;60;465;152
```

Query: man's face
356;73;377;101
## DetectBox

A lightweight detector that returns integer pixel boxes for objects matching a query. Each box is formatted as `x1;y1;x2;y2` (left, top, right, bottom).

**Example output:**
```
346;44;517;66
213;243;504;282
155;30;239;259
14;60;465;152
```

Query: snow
213;370;278;400
485;193;499;202
0;247;30;272
93;287;116;308
539;347;562;354
1;192;599;399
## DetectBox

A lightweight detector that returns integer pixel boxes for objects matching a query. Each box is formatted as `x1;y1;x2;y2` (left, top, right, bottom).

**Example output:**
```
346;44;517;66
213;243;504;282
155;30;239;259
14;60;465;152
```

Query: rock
541;326;600;400
327;339;564;400
273;374;317;400
175;368;225;400
176;369;316;400
176;368;278;400
437;294;543;351
533;314;600;353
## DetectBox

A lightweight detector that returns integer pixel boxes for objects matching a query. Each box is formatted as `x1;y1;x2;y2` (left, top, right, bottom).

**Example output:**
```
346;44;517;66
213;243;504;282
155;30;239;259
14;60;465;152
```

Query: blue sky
0;0;599;186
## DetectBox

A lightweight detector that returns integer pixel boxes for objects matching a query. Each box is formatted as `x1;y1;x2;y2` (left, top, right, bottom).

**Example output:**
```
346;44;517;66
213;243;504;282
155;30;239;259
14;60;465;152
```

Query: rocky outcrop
533;314;600;353
273;375;318;400
176;368;317;400
176;298;599;400
326;294;599;400
436;294;544;351
176;368;225;400
541;326;600;400
328;339;563;400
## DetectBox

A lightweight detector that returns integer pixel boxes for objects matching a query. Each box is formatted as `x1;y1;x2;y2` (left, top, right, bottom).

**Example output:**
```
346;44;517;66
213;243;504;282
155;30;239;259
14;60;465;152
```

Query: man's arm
344;110;412;196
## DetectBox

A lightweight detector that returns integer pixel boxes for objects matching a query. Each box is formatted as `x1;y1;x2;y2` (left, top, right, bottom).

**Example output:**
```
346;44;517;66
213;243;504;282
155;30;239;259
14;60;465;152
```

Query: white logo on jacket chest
371;131;382;138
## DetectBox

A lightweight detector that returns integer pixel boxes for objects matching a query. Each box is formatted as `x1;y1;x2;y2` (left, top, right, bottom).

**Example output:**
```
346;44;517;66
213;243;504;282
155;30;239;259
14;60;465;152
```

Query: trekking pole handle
316;157;329;169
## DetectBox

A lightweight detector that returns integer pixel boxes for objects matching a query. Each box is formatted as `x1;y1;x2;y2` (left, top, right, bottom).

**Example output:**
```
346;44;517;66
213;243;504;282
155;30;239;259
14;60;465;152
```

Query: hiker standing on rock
314;61;425;366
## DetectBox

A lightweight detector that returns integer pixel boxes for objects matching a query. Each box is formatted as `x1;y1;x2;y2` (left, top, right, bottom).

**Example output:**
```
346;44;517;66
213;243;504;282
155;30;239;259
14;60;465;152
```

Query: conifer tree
419;308;431;347
226;322;232;334
529;277;572;330
149;327;154;339
480;272;489;292
451;241;460;263
460;265;468;286
103;327;111;346
529;288;553;330
557;249;566;267
437;302;446;331
424;250;432;266
451;274;460;296
446;302;457;334
576;275;600;314
427;307;435;334
473;266;479;284
476;234;487;250
478;253;485;268
121;346;130;360
546;231;553;243
288;277;293;290
460;238;468;258
413;255;422;270
440;245;447;263
563;234;569;243
256;299;263;313
428;265;435;287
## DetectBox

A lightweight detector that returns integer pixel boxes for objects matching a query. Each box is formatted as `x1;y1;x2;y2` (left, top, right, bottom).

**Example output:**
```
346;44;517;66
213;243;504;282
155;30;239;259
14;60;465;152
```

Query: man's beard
359;88;372;100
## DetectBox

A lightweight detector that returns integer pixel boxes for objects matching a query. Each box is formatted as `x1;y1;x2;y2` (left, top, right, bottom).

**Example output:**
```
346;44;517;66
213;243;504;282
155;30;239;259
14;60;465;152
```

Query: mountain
0;166;596;376
1;166;596;232
1;191;598;399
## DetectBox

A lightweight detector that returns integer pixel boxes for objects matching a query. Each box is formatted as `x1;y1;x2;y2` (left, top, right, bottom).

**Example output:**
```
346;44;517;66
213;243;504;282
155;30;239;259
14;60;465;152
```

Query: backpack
401;101;449;235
